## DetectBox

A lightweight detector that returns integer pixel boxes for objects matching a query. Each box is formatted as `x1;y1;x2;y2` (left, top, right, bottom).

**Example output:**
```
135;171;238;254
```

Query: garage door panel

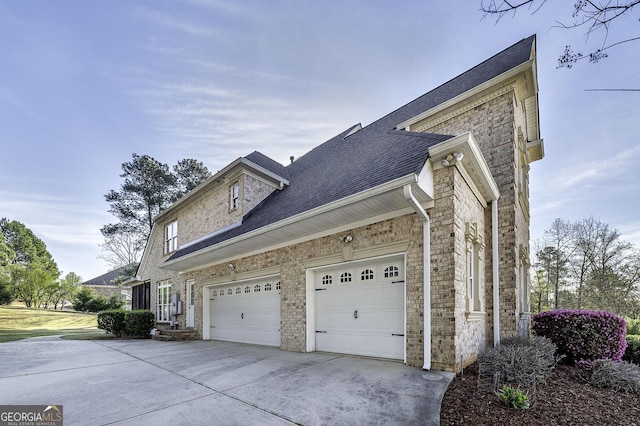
314;256;405;360
209;279;280;347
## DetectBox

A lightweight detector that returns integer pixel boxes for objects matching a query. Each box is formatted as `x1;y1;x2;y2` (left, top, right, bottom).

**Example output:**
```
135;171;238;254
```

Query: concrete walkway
0;337;453;425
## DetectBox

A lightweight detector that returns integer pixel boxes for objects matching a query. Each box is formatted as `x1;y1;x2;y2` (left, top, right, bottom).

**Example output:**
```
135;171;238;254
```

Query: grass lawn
0;303;105;342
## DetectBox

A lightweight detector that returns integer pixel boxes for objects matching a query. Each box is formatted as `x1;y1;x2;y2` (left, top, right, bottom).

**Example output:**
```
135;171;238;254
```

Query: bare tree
99;230;143;271
481;0;640;67
544;218;574;308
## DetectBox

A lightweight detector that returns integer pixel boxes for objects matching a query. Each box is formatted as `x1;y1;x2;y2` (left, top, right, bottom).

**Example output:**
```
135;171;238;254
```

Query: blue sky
1;0;639;281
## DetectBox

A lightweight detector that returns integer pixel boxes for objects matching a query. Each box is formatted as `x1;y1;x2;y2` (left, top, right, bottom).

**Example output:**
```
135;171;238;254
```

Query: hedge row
624;335;640;366
97;310;155;338
532;310;627;364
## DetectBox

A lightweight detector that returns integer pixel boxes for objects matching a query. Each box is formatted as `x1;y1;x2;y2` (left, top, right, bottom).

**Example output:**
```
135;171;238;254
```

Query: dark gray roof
244;151;290;180
83;266;128;286
168;36;535;261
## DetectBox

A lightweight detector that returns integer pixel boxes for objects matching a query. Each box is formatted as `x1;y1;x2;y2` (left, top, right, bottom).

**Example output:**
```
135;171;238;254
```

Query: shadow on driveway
0;338;453;425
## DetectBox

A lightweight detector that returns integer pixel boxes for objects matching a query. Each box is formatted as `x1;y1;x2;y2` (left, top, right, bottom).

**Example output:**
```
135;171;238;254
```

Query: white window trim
165;220;178;254
157;280;172;323
465;222;485;321
230;183;240;210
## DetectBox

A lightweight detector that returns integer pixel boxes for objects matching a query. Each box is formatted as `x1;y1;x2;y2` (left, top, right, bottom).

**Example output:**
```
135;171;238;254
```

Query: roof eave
396;59;535;131
160;173;431;273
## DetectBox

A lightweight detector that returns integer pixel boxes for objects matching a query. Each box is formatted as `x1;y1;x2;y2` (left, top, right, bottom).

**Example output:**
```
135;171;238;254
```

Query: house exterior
82;266;132;306
130;36;544;372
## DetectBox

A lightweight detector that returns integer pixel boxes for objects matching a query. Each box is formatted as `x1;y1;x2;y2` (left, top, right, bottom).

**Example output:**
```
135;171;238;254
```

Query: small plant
478;336;560;386
496;385;530;409
590;360;640;393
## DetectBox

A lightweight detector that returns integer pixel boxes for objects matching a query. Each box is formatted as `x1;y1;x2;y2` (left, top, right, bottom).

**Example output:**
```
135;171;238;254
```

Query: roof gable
164;35;537;266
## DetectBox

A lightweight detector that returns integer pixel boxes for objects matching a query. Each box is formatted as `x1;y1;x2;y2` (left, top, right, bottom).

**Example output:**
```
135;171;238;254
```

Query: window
265;283;272;291
212;289;218;297
230;183;240;210
227;288;233;295
361;269;374;281
236;287;242;295
165;220;178;254
519;245;531;315
244;285;251;294
275;281;281;290
156;280;171;323
465;223;484;316
340;272;352;283
322;274;333;285
132;282;151;310
254;284;261;292
384;266;399;278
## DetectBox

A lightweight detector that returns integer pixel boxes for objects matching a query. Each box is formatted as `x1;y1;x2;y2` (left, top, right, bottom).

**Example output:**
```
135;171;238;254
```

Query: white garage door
209;278;281;347
315;256;405;360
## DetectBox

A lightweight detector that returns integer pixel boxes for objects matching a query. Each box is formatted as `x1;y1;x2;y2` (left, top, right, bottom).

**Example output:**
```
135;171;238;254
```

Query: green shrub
590;360;640;393
627;319;640;336
73;287;95;312
624;335;640;365
532;310;627;364
97;310;127;337
97;310;154;338
496;385;530;409
478;336;560;386
125;310;155;338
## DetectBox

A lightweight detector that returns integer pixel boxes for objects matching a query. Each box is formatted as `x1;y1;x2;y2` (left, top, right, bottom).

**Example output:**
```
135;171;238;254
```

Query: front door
187;280;195;328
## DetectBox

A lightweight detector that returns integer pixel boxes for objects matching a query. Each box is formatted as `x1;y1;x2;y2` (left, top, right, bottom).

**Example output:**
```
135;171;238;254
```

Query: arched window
322;274;333;285
276;281;281;290
340;272;352;283
254;284;261;292
219;290;224;297
265;283;272;291
244;286;251;294
361;269;374;281
384;266;399;278
236;287;242;295
227;288;233;295
212;290;218;297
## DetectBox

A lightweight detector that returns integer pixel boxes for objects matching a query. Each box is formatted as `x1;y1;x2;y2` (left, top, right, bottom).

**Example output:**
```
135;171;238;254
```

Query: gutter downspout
403;184;431;370
492;198;500;346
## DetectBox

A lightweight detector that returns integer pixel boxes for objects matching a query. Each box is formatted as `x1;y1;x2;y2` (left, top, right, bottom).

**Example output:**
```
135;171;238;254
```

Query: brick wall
414;89;531;344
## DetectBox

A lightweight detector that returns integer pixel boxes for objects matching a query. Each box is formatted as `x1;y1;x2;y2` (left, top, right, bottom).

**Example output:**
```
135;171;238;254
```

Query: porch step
152;328;198;341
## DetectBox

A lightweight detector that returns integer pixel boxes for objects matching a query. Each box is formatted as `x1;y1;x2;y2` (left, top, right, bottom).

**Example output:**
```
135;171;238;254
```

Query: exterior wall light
441;152;464;167
340;235;353;243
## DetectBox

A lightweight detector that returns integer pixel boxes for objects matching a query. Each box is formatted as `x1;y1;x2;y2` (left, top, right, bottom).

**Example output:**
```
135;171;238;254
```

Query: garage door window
244;286;251;293
384;266;399;278
360;269;374;281
322;274;333;285
340;272;352;283
265;283;272;291
276;281;281;290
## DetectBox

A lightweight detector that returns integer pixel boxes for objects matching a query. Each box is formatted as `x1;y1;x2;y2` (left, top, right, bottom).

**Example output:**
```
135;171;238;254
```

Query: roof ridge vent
343;123;362;139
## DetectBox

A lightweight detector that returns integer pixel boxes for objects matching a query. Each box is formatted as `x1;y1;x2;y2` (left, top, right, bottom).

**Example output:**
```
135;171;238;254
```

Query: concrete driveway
0;337;453;425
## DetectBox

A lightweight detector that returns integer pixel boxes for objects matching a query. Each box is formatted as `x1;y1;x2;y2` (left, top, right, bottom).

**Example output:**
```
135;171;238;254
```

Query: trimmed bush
97;310;127;337
97;310;155;338
590;360;640;393
532;310;627;364
624;335;640;365
478;336;560;386
125;310;155;338
627;319;640;336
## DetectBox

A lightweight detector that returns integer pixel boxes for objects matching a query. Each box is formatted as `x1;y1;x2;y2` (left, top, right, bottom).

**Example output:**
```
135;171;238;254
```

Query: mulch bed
440;364;640;425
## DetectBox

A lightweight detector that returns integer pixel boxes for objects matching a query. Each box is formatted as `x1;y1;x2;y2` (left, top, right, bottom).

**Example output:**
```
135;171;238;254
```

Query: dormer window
164;220;178;254
230;183;239;210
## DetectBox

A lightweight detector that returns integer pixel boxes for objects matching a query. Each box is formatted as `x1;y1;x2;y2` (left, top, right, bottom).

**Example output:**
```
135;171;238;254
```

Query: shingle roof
82;266;128;286
168;36;535;262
